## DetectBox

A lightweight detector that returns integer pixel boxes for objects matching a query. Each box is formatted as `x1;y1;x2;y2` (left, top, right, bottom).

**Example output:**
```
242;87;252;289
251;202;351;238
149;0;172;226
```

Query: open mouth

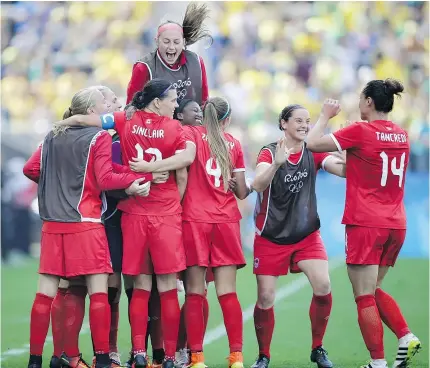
195;116;203;125
297;129;308;135
166;52;177;62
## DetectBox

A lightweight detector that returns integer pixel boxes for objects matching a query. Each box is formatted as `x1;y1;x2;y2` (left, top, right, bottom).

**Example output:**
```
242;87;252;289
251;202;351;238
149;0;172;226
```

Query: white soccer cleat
393;333;421;368
109;352;122;367
174;348;190;368
360;359;388;368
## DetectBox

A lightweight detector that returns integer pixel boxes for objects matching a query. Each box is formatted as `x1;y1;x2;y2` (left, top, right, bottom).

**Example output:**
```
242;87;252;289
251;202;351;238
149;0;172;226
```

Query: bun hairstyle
158;3;213;47
362;78;404;113
278;104;305;131
202;97;232;192
131;79;174;110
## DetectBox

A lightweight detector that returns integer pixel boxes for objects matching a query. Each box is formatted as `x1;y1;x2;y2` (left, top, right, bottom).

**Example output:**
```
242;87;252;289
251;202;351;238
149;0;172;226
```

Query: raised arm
321;156;346;178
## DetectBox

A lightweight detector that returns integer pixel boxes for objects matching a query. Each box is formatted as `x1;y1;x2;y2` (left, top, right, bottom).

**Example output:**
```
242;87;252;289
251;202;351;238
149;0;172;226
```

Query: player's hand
153;171;169;184
125;105;137;120
321;98;341;119
129;157;155;172
274;138;293;167
125;179;151;197
228;177;237;192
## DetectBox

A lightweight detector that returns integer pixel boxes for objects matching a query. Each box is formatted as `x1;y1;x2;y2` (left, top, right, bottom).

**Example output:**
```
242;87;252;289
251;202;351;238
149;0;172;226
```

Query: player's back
344;120;409;229
116;110;186;215
182;125;244;223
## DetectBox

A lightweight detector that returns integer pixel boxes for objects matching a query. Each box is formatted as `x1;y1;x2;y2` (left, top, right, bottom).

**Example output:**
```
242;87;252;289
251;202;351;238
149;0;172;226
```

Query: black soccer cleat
250;354;270;368
133;354;148;368
125;351;134;368
162;358;176;368
310;346;333;368
153;348;166;365
49;355;62;368
28;354;42;368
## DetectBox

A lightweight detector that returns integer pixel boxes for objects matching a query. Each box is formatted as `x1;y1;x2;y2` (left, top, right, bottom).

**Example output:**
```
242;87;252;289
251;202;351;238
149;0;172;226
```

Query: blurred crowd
1;1;429;263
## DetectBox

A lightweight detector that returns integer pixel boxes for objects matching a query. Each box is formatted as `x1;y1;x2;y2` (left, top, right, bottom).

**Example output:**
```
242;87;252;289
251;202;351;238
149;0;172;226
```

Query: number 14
380;151;405;187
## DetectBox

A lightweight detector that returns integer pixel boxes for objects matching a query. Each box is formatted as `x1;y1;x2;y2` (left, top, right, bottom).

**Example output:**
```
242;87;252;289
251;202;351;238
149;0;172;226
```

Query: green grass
1;258;428;367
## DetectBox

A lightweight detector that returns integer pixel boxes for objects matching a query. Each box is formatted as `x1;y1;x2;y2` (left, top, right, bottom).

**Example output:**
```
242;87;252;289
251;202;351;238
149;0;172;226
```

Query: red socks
203;293;209;334
130;289;150;353
218;293;243;353
90;293;111;354
309;293;332;349
375;288;410;339
30;293;54;355
63;285;87;357
253;305;274;358
149;289;164;350
185;293;206;352
51;288;67;357
356;294;384;359
160;289;181;359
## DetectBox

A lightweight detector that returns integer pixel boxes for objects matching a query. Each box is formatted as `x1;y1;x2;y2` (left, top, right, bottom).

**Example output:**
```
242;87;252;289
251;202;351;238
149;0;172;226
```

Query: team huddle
23;4;421;368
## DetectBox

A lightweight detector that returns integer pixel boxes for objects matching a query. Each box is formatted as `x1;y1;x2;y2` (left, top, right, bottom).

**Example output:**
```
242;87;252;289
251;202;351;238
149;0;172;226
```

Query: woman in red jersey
306;79;421;368
56;79;192;368
23;87;154;368
250;101;347;368
126;3;210;107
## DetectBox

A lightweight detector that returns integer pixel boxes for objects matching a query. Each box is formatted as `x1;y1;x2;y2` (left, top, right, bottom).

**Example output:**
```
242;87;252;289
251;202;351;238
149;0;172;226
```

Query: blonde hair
53;87;99;136
203;97;232;192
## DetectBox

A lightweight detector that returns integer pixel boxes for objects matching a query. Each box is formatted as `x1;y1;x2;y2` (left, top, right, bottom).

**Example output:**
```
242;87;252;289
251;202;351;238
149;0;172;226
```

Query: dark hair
159;3;213;47
131;79;174;110
278;104;305;130
362;78;404;113
174;99;194;120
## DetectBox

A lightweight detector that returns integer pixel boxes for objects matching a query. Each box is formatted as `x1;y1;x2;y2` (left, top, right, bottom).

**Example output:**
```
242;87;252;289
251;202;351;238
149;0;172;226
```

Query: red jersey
330;120;409;229
257;147;330;170
182;125;245;223
110;111;187;215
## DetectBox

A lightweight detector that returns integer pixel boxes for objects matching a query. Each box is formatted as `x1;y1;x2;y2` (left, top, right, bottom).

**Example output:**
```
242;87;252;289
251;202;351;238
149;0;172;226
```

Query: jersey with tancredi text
182;125;245;222
330;120;409;229
106;110;186;215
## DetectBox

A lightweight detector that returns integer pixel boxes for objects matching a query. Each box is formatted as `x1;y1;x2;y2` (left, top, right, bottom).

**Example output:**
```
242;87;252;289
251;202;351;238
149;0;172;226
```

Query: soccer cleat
393;333;421;368
188;351;206;368
109;352;122;367
50;355;63;368
228;352;244;368
133;353;149;368
174;349;190;368
162;359;175;368
28;355;42;368
28;364;42;368
250;354;270;368
61;352;91;368
310;346;333;368
125;351;134;368
360;361;388;368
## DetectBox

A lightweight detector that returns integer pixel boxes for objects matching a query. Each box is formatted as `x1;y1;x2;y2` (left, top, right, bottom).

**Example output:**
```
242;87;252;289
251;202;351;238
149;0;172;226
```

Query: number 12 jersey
182;125;245;223
330;120;410;229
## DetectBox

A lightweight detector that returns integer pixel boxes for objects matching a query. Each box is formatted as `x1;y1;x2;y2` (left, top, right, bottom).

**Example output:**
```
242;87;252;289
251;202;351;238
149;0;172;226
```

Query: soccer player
126;3;210;106
251;101;347;368
23;87;154;368
306;79;421;368
55;79;191;368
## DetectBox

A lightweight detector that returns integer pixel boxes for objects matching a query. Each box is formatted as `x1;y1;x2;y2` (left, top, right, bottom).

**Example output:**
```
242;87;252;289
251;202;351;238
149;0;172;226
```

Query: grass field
1;257;428;368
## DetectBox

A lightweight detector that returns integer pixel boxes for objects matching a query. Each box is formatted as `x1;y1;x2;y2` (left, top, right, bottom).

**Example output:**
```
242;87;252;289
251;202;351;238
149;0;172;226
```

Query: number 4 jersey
107;110;187;215
182;125;245;223
330;120;410;229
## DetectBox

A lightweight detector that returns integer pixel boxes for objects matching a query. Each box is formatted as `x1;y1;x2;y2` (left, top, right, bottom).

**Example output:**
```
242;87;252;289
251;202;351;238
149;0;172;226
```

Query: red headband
157;23;183;38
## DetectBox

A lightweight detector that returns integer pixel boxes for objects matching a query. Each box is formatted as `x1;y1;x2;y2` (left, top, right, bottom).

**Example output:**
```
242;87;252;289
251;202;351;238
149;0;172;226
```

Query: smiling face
154;88;179;119
102;89;122;112
280;108;311;142
157;28;185;65
177;101;203;126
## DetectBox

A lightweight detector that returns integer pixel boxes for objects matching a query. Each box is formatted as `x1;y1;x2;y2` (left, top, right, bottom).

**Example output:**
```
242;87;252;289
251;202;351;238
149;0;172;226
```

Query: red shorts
345;225;406;266
253;230;328;276
122;213;186;275
183;221;246;269
39;227;113;278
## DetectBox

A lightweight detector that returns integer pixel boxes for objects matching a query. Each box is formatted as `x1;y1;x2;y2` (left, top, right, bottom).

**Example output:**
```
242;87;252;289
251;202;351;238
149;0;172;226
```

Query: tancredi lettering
132;125;165;138
376;132;407;143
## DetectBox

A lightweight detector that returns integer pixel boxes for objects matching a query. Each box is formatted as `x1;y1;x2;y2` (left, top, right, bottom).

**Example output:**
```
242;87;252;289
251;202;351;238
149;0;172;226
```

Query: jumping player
306;79;421;368
250;101;346;368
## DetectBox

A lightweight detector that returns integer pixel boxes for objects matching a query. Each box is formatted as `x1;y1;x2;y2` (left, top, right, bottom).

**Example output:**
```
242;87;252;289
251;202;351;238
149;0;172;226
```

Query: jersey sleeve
183;126;197;146
199;56;209;106
100;111;126;135
126;62;150;104
23;144;43;183
313;152;331;171
174;122;187;154
330;122;363;151
232;139;245;173
256;148;273;166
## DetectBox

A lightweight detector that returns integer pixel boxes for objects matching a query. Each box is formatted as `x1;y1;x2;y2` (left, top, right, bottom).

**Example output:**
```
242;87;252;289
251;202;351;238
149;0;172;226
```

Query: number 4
206;158;222;187
380;151;405;187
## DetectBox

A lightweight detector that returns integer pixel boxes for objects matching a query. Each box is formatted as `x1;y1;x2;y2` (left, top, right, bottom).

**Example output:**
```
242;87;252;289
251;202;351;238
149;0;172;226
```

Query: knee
257;288;276;309
312;278;331;296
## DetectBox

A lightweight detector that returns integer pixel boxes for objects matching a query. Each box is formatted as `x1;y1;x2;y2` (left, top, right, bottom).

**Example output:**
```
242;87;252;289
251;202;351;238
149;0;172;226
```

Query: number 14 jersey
182;125;245;223
330;120;410;229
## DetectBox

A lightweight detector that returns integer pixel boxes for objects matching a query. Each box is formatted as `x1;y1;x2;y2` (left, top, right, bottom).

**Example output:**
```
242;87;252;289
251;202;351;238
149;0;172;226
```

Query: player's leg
123;274;134;367
345;225;387;368
50;279;69;366
149;280;165;367
203;269;213;333
150;214;187;367
294;231;333;368
176;271;189;368
28;231;63;368
212;222;246;368
375;230;421;367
